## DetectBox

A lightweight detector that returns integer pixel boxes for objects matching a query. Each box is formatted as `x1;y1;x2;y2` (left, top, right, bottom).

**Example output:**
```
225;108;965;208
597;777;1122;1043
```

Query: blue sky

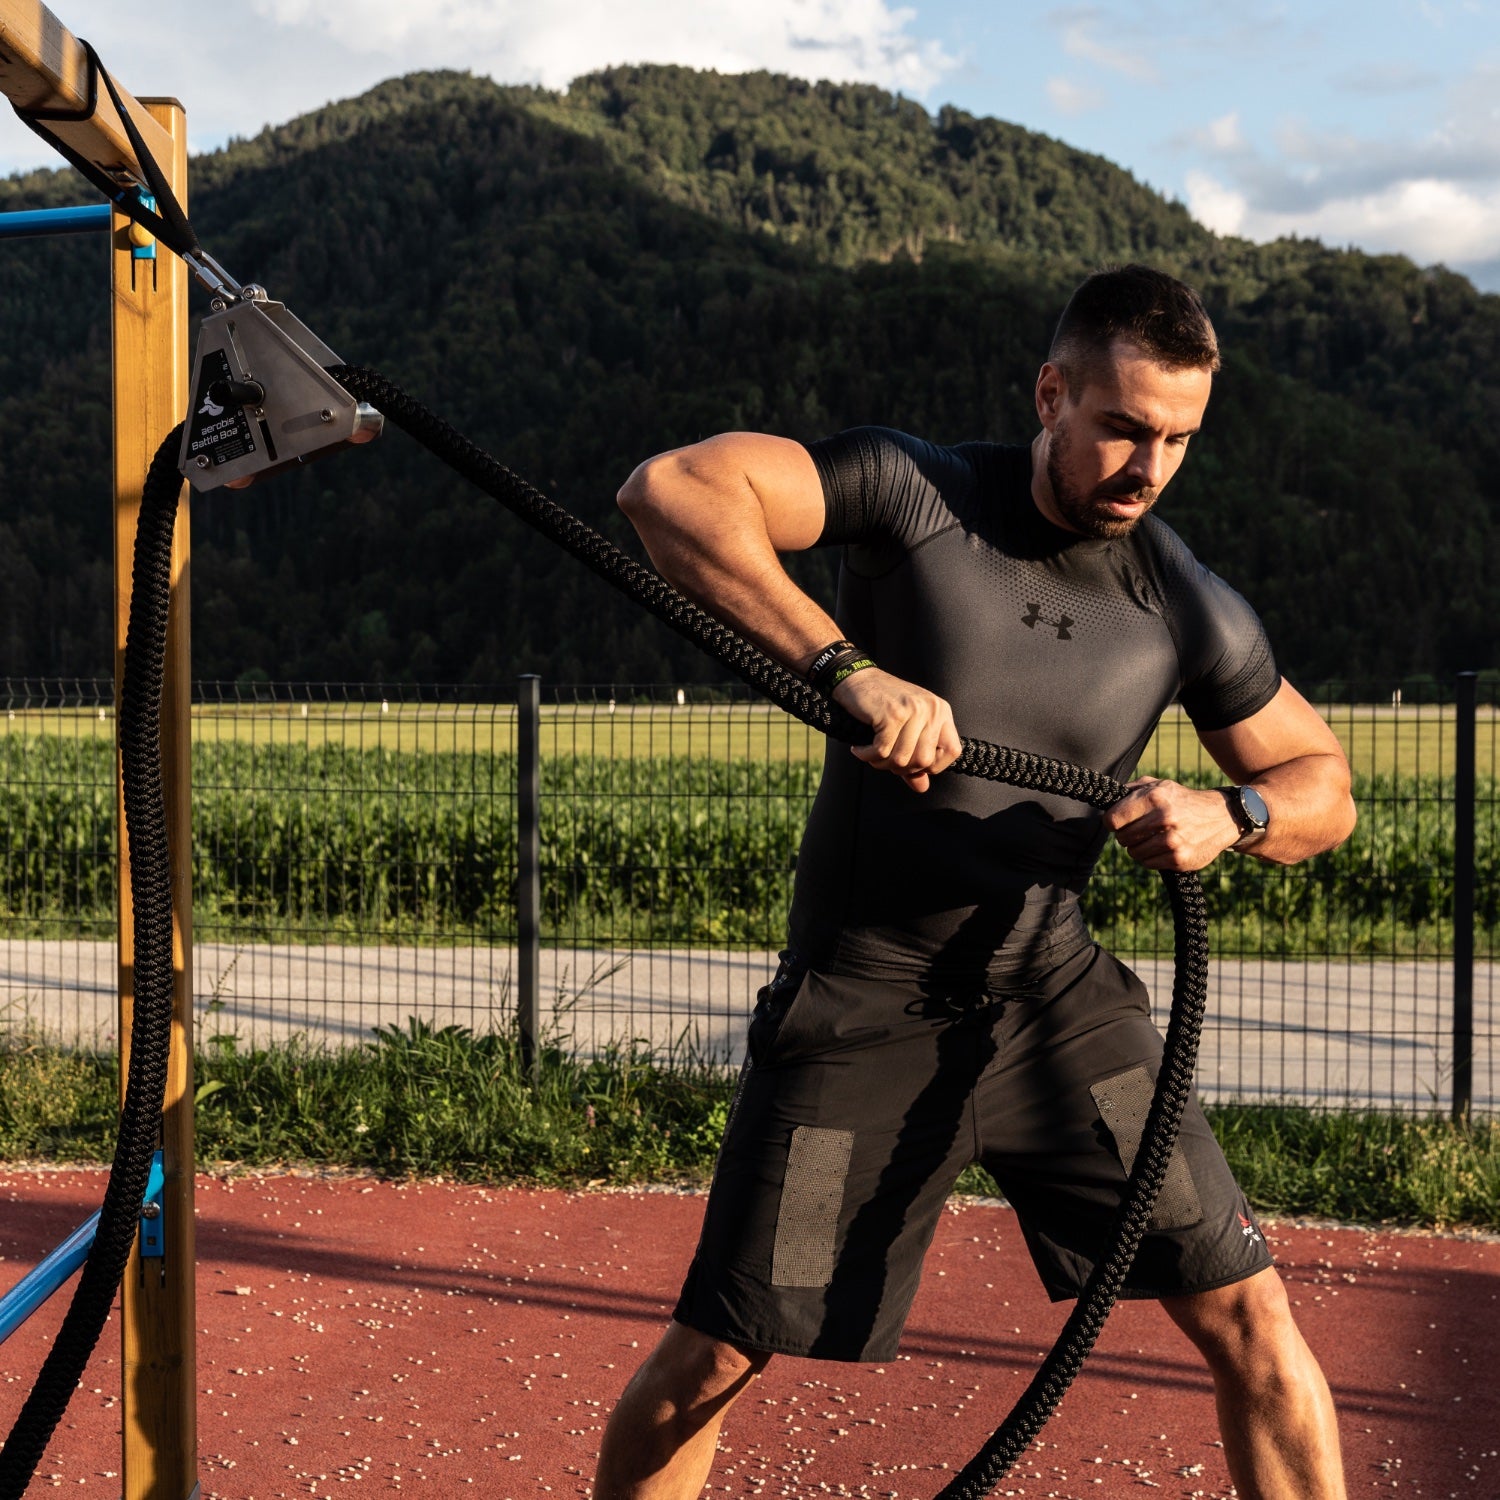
2;0;1496;289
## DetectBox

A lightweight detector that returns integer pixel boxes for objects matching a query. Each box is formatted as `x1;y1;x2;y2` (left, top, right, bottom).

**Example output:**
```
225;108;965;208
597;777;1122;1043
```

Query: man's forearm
1237;754;1357;865
1106;752;1356;873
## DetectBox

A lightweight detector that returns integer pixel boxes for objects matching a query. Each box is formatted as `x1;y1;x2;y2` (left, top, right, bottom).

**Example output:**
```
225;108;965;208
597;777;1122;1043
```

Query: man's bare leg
594;1321;772;1500
1161;1266;1346;1500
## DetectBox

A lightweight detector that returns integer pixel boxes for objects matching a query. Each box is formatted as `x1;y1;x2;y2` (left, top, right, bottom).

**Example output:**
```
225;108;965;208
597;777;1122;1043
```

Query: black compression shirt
789;426;1281;985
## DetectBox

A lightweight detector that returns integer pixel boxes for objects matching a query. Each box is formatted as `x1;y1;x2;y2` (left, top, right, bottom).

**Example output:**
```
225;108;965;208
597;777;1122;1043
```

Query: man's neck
1029;430;1079;534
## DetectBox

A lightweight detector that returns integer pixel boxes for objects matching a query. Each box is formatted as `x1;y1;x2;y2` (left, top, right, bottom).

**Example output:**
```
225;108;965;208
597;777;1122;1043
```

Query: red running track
1;1169;1496;1497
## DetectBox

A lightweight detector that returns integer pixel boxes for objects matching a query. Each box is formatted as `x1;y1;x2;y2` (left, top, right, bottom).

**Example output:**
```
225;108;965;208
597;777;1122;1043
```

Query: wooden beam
112;97;198;1500
0;0;177;190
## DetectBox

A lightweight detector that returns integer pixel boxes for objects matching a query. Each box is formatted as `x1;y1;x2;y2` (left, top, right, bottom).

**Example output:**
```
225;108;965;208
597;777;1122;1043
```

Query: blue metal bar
0;1155;166;1344
0;203;111;239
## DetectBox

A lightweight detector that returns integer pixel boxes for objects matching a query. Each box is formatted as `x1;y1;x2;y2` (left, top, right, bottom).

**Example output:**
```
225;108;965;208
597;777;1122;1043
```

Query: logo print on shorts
1238;1212;1262;1244
1022;603;1073;640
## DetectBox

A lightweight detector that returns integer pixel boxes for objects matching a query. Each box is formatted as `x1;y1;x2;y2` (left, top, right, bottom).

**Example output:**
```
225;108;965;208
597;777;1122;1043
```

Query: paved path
2;1168;1496;1496
2;940;1493;1111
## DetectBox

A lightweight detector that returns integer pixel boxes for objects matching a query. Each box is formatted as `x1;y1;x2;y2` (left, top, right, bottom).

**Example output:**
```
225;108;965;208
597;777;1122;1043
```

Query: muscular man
597;265;1355;1499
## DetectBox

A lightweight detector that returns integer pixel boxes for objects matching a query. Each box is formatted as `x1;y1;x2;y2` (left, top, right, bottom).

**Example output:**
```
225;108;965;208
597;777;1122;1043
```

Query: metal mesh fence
0;675;1493;1112
1099;684;1496;1111
0;680;118;1042
1472;677;1497;1112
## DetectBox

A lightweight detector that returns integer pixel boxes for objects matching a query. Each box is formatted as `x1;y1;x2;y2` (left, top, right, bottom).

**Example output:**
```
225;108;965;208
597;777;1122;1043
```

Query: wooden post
0;1;178;178
112;98;198;1500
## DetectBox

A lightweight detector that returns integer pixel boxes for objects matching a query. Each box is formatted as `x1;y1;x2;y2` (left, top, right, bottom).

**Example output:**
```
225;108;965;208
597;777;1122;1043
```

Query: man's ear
1035;361;1068;430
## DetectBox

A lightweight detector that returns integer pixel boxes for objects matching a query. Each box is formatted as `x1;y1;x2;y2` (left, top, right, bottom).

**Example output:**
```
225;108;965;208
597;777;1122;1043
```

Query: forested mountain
0;66;1496;688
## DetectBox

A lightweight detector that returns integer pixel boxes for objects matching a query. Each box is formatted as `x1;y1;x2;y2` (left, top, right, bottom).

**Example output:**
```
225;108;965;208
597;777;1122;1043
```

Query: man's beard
1045;420;1158;539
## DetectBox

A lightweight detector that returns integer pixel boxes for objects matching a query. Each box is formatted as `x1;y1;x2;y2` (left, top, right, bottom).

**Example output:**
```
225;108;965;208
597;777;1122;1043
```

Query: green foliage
0;734;1491;953
956;1106;1500;1231
1083;770;1487;957
0;1011;724;1186
3;1026;1496;1228
0;1032;118;1158
1206;1105;1500;1230
0;68;1496;686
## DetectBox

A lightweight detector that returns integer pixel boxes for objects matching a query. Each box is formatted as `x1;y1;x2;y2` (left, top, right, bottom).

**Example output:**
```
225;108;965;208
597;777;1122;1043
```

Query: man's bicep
1197;679;1349;782
681;432;827;552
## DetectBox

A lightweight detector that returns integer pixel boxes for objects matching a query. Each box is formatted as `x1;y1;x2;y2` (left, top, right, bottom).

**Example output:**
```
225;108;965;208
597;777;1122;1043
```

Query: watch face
1239;785;1269;830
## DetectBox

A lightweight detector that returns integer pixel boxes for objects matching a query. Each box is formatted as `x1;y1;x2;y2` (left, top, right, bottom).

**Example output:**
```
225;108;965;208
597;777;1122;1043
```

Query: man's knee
628;1320;772;1426
1160;1267;1303;1374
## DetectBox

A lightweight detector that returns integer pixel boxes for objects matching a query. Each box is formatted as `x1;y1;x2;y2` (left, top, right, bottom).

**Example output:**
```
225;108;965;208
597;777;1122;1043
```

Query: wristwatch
1223;785;1270;851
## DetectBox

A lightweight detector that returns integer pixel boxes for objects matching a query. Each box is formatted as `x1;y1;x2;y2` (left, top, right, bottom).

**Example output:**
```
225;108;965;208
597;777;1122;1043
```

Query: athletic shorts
673;943;1272;1362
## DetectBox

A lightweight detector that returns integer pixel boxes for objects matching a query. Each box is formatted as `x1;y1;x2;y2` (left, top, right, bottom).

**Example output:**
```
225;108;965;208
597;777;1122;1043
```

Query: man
597;265;1355;1499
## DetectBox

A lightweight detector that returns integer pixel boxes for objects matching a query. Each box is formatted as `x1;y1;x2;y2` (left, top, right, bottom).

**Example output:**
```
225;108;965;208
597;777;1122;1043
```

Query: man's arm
618;432;962;791
1101;679;1357;870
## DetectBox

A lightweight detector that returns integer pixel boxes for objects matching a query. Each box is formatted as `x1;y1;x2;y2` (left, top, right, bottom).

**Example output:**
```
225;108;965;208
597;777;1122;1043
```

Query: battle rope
4;33;1204;1496
332;366;1213;1496
0;426;185;1500
0;377;1208;1498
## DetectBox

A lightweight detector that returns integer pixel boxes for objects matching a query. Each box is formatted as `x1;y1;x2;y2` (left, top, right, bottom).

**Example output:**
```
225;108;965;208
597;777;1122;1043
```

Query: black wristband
806;639;859;682
823;654;877;693
809;644;876;695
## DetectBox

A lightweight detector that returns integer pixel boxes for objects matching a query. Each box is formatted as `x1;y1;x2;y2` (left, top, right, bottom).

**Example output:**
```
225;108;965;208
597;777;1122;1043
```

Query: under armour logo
1021;603;1073;640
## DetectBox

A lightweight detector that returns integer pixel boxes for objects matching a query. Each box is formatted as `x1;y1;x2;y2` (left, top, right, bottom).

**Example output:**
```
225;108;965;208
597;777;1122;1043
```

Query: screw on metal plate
319;408;335;422
140;1151;166;1259
195;455;210;469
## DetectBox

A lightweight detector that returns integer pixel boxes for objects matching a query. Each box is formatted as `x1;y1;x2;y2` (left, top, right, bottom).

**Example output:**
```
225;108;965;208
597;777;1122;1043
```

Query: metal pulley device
178;277;382;491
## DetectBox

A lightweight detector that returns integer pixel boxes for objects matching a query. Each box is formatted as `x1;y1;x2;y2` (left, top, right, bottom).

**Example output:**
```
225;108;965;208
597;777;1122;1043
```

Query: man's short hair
1048;265;1220;387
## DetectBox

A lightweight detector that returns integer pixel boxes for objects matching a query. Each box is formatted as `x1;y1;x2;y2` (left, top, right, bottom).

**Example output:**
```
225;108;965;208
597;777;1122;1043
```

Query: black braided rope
0;368;1206;1496
0;428;185;1500
330;366;1212;1495
933;868;1208;1497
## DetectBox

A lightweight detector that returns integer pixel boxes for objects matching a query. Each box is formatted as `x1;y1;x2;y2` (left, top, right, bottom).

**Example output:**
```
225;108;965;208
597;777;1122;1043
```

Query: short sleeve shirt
789;426;1280;984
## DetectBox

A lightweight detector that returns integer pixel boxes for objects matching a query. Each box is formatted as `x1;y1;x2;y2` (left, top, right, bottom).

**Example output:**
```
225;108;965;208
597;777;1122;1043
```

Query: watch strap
1224;785;1269;850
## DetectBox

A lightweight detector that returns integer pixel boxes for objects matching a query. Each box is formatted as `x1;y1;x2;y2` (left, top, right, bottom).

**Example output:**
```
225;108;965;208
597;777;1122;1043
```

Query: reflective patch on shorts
1090;1067;1204;1231
771;1126;854;1287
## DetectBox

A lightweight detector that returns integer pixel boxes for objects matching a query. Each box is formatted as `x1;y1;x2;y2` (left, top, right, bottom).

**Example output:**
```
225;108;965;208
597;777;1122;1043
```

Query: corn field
0;734;1489;954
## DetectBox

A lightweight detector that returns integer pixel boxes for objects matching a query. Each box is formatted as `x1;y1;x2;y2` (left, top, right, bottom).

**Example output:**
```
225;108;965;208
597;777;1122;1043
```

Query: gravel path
3;940;1494;1111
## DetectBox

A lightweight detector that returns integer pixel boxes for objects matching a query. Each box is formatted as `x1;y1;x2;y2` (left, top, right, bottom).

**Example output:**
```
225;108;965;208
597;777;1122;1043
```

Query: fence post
517;675;541;1079
1453;672;1476;1120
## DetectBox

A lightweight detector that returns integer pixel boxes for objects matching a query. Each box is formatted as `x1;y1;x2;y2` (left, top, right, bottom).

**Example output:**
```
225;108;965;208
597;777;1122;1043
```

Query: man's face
1034;339;1213;539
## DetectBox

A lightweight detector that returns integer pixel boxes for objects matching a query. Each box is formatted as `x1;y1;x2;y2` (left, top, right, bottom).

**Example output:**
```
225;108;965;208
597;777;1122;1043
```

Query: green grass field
5;697;1496;778
2;1023;1494;1228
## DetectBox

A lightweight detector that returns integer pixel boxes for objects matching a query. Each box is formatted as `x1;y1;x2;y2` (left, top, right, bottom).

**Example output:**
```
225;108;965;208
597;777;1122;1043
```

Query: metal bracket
178;291;382;491
139;1151;166;1259
129;192;157;261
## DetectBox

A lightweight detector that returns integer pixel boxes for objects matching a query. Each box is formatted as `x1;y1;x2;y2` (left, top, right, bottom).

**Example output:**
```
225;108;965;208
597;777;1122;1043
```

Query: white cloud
0;0;955;176
1333;61;1443;95
248;0;957;95
1183;170;1248;237
1050;8;1162;85
1179;57;1500;285
1187;166;1500;271
1046;75;1106;115
1203;112;1245;153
